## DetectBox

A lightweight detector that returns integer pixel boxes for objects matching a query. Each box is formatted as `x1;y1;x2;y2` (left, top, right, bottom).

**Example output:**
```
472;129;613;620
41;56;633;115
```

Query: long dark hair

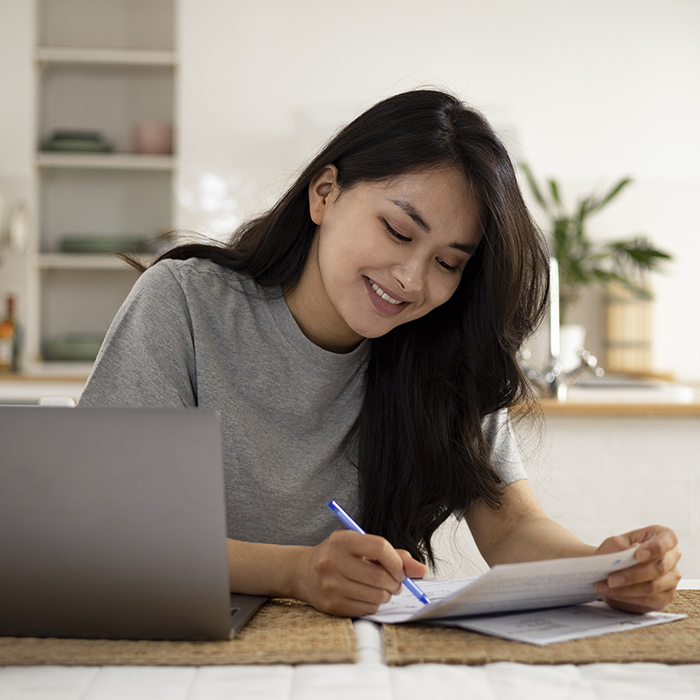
134;89;549;566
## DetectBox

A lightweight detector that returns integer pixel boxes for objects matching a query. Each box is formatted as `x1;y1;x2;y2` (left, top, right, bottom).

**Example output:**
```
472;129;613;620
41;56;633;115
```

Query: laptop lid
0;405;265;641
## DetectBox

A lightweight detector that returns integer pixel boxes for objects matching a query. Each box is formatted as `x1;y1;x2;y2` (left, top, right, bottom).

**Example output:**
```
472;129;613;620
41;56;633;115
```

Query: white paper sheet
431;601;686;645
365;546;686;644
366;546;642;624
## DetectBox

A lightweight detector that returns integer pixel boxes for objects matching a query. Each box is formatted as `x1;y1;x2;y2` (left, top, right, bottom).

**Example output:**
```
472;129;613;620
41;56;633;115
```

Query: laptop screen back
0;406;236;641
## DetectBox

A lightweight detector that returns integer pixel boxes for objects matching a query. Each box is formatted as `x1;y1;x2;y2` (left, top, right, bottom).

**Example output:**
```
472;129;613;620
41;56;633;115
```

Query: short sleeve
482;409;528;485
79;262;197;408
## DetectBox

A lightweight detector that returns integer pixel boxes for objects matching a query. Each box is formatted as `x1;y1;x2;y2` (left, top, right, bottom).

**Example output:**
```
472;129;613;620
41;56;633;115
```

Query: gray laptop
0;405;266;641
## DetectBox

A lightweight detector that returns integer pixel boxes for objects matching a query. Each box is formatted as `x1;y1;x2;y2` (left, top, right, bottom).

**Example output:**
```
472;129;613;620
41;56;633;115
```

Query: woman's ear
308;165;338;225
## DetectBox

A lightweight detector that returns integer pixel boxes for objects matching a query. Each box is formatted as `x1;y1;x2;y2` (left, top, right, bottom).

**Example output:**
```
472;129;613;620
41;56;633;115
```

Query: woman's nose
394;255;426;292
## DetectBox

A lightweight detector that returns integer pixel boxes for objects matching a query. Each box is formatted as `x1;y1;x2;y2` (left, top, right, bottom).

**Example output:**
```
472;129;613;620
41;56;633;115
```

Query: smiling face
284;165;483;353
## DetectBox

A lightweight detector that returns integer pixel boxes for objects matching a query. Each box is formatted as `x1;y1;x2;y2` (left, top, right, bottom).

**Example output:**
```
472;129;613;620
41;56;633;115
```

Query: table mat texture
384;589;700;666
0;599;357;666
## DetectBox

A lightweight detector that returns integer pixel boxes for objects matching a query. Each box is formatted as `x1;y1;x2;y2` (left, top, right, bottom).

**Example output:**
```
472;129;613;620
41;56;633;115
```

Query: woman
80;89;681;617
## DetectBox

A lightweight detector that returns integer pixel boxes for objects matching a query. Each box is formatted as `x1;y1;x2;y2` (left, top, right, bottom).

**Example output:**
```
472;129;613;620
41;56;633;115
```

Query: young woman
79;89;681;617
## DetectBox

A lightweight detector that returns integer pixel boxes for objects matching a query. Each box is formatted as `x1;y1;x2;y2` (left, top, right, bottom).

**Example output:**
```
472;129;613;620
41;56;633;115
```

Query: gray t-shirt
80;258;526;545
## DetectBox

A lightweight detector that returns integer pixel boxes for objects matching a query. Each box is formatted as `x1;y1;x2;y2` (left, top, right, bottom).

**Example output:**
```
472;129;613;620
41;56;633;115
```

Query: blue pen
327;499;431;605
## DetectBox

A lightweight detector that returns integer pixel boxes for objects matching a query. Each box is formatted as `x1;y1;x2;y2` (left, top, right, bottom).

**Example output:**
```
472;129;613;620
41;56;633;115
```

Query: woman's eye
383;220;411;242
438;259;460;274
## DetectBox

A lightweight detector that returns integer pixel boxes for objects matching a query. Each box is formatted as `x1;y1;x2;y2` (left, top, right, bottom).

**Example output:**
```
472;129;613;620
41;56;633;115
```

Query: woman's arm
227;532;427;617
465;479;681;613
465;479;596;563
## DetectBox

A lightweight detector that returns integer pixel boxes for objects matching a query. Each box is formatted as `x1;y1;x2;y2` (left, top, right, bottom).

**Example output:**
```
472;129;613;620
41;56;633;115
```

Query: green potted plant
520;164;672;325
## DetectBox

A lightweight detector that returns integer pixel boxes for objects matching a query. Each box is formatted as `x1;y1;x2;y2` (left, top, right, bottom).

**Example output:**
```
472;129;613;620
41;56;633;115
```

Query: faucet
519;257;604;401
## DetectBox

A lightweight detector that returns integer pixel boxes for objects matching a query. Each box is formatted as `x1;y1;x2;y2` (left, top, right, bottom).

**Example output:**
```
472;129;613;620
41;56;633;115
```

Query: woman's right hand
293;530;427;617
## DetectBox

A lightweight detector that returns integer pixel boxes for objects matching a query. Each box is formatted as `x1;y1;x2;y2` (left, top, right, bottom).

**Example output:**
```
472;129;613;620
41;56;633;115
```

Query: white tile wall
434;413;700;580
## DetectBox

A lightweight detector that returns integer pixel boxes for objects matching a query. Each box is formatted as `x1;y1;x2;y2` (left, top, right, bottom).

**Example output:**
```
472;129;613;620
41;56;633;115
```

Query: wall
0;1;34;325
2;1;698;377
177;0;700;381
433;412;700;580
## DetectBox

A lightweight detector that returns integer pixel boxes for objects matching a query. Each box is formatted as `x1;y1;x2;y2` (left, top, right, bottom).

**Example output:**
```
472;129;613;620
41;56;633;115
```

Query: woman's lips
364;277;409;316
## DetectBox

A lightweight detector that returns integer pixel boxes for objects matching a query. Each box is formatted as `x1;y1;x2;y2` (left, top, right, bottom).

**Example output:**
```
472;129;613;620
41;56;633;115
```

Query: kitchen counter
0;373;88;404
2;372;699;414
538;398;700;416
520;396;700;580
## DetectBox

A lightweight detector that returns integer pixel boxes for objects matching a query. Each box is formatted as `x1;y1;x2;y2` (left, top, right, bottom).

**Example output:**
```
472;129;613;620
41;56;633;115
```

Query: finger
336;531;407;582
325;531;404;591
596;533;633;556
348;558;403;595
322;595;390;618
596;525;677;559
634;527;679;564
600;567;680;613
315;573;400;617
596;566;681;599
602;589;677;615
609;547;681;589
396;549;428;579
334;577;396;607
595;561;682;613
604;548;681;590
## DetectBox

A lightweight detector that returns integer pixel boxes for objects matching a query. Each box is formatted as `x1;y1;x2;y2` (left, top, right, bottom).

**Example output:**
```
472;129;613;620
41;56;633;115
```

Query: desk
2;582;698;700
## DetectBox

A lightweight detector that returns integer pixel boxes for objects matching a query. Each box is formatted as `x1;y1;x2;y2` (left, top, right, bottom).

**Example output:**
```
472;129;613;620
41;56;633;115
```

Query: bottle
0;294;21;372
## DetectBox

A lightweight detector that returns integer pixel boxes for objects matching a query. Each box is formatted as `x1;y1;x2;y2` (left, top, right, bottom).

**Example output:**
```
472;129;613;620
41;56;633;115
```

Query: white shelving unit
27;0;176;369
37;152;176;170
37;254;156;271
36;47;177;66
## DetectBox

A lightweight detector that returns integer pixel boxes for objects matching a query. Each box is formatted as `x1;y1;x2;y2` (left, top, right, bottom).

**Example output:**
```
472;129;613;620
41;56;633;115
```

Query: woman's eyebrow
451;241;478;255
390;198;478;254
390;199;431;232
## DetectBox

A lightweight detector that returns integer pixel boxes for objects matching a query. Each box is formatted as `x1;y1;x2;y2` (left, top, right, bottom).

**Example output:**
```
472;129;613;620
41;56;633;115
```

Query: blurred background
0;0;699;380
1;0;699;577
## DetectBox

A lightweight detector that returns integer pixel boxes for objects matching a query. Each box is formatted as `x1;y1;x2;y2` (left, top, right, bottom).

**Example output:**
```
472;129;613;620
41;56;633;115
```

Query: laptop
0;405;266;641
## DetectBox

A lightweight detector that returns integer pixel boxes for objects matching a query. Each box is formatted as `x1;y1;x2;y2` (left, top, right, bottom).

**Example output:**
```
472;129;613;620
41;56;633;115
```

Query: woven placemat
384;589;700;666
0;599;357;666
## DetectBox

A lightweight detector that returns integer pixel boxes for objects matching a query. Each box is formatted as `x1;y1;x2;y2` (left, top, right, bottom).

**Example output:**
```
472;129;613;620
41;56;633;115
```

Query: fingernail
609;574;625;588
637;548;650;562
595;583;609;595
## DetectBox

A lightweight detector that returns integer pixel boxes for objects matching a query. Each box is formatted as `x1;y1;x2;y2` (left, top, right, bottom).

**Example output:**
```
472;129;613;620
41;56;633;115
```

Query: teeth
369;279;403;305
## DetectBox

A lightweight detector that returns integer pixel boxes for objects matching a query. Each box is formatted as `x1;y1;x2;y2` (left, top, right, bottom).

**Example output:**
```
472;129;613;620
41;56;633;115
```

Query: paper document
433;601;685;645
367;546;642;624
365;546;686;644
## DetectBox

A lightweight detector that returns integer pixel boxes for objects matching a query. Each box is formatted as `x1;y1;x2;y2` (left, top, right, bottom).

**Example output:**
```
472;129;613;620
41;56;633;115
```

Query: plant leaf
548;179;562;208
605;240;672;269
519;163;550;212
588;177;633;214
520;166;672;310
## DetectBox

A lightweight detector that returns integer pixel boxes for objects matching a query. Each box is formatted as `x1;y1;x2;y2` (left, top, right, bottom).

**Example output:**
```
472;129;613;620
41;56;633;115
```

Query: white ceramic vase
558;324;586;373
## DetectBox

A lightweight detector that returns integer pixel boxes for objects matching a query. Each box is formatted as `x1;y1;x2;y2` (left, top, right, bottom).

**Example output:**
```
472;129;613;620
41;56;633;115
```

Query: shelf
37;152;176;171
37;253;151;271
36;47;177;67
27;0;177;370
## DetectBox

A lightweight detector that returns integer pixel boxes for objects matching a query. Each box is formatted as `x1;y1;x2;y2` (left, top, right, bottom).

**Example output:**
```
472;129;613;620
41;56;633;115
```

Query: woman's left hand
593;525;682;613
